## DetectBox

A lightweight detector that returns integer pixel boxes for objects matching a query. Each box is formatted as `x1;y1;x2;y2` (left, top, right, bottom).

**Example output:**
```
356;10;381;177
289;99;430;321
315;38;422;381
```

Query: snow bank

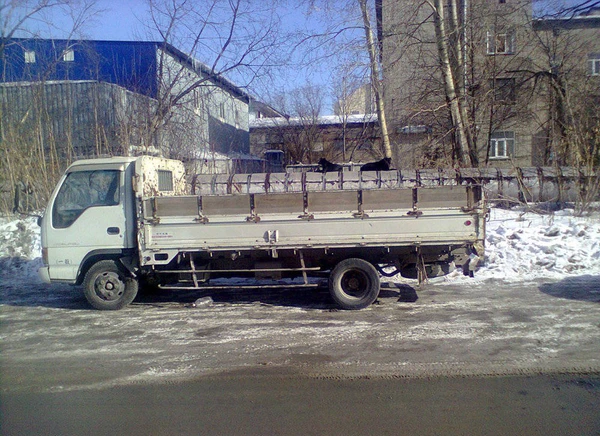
438;207;600;284
0;216;42;279
1;207;599;284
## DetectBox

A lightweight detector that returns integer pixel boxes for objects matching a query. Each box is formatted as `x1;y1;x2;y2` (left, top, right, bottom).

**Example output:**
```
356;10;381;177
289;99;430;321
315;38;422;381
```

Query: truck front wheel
83;260;138;310
329;258;380;310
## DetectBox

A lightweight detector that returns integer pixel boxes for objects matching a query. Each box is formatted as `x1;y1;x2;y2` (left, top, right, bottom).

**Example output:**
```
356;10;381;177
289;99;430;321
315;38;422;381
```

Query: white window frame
24;50;36;63
63;49;74;62
487;30;515;55
490;131;515;159
588;55;600;76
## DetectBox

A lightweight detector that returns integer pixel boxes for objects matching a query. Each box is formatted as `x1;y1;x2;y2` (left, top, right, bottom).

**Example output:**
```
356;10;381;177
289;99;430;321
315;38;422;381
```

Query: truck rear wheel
83;260;138;310
329;258;380;310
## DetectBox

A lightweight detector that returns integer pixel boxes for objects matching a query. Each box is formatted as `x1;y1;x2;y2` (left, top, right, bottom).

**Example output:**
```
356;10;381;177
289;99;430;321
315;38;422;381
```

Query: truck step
158;283;320;291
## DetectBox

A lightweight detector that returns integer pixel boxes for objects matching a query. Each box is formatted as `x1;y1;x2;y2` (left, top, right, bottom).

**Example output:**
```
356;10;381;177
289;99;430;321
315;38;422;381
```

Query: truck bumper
38;266;51;284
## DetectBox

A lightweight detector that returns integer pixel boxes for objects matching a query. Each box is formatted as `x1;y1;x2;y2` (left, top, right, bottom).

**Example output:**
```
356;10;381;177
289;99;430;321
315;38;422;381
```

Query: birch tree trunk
358;0;392;160
430;0;477;166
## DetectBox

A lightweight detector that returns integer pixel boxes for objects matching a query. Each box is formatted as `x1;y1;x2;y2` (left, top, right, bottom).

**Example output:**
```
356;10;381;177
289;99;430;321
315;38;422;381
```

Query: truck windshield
52;170;120;229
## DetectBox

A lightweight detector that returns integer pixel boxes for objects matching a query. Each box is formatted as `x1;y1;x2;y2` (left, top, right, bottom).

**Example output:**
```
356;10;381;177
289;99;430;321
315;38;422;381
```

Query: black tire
329;258;380;310
83;260;138;310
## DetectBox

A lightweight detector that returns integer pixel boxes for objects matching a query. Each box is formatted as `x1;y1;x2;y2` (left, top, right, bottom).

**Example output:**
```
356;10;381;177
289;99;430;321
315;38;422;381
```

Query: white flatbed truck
38;156;486;310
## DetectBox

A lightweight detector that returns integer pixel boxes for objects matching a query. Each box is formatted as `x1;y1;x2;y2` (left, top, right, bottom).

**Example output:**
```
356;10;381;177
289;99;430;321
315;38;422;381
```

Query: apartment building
380;1;600;168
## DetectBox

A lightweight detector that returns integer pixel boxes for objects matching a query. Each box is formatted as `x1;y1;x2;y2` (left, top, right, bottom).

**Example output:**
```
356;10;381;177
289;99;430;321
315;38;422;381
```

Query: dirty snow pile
0;216;42;278
1;207;600;283
439;207;600;283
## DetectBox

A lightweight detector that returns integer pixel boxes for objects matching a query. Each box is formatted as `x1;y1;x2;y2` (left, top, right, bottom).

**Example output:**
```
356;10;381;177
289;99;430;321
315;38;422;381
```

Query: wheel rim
339;268;370;299
93;271;126;302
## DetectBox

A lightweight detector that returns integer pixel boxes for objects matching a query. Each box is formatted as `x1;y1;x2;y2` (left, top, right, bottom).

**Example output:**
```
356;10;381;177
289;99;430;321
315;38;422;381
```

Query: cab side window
52;170;120;228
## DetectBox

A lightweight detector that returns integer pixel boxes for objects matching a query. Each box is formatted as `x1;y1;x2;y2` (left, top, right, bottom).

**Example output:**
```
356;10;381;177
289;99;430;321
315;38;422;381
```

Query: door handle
107;227;120;235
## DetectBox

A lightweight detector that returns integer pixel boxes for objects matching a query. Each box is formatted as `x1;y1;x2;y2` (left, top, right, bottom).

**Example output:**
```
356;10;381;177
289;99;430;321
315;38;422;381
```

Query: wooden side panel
150;196;198;217
202;195;250;216
308;191;357;212
254;193;304;214
418;186;467;208
362;189;413;211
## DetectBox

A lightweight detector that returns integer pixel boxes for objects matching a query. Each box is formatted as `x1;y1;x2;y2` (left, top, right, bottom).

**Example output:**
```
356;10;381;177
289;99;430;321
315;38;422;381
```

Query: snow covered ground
2;206;600;391
2;206;600;284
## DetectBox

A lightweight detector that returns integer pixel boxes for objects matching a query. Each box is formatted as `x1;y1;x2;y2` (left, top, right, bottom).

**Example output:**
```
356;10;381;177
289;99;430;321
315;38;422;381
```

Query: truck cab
38;156;185;309
39;157;137;284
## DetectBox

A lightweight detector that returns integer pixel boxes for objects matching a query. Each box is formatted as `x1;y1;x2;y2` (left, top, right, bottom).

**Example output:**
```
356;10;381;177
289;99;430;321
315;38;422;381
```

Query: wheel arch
75;249;137;285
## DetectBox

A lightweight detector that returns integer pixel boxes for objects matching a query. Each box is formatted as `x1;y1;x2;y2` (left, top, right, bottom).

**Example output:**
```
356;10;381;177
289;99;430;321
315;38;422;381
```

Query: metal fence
192;166;598;204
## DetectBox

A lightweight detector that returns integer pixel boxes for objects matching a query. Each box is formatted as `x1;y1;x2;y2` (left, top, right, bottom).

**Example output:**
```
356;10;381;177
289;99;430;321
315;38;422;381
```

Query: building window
63;49;74;62
24;50;36;63
487;30;515;55
490;131;515;159
588;54;600;76
219;102;226;119
490;78;516;103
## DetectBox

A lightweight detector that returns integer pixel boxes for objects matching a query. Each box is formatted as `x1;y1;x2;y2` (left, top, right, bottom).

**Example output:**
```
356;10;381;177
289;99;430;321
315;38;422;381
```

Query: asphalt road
2;373;600;435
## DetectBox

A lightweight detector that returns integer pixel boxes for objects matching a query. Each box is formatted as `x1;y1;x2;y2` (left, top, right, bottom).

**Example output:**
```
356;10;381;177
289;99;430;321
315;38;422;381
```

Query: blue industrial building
0;38;252;171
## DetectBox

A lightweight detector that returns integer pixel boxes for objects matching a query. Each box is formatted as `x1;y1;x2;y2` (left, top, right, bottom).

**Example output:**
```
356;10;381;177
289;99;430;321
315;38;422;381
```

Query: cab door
45;166;131;282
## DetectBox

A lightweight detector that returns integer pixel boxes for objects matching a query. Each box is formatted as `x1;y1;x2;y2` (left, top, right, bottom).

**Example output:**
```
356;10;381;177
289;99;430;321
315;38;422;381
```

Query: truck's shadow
387;283;419;302
135;282;419;310
539;275;600;303
136;285;337;309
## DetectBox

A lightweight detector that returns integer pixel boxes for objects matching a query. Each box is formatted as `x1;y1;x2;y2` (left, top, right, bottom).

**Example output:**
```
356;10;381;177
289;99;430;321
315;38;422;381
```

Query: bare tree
521;16;600;214
140;0;282;161
264;84;326;164
429;0;476;165
282;0;393;161
332;73;363;161
382;0;540;168
0;0;102;213
358;0;391;160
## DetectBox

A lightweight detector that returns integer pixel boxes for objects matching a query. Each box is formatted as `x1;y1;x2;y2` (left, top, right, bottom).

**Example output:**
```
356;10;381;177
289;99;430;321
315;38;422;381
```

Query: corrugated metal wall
0;80;156;158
